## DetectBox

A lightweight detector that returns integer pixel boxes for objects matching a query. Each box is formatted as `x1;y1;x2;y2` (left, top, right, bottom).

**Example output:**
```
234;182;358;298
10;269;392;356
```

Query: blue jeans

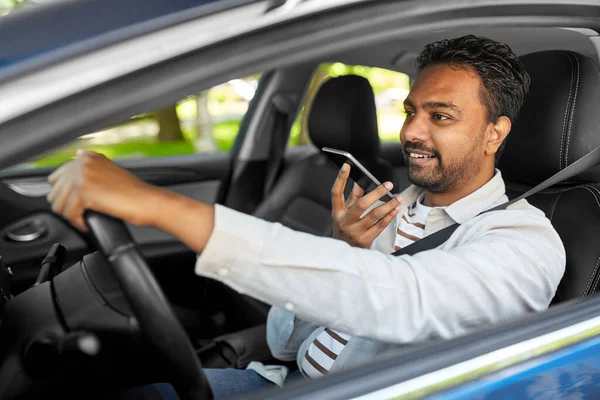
116;368;277;399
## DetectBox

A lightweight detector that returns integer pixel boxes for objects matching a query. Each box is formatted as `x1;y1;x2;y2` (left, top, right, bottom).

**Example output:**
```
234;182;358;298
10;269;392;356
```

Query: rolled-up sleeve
196;205;565;344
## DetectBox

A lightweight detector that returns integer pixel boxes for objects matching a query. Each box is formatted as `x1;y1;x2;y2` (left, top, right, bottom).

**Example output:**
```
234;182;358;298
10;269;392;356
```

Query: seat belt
263;94;295;197
393;144;600;257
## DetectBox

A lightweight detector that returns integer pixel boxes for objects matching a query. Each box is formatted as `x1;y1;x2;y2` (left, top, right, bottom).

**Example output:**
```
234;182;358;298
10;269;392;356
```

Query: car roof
0;0;369;79
331;27;599;77
0;0;250;71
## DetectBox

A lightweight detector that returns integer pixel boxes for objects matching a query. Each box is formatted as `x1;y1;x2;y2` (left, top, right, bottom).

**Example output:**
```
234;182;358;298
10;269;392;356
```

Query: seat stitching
508;183;593;195
574;186;600;295
580;186;600;295
582;185;600;208
592;261;600;294
565;54;580;169
585;256;600;296
547;185;564;221
559;52;575;170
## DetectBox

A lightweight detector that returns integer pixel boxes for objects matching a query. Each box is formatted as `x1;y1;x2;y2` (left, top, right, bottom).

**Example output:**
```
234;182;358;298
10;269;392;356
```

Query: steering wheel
84;211;212;400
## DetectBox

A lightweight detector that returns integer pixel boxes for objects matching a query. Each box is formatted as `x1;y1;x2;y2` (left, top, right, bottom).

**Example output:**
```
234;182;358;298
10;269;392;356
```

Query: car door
0;75;263;295
236;296;600;400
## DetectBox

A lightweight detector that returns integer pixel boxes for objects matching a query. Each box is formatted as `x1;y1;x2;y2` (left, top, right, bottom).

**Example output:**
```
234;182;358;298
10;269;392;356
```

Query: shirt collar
399;169;506;224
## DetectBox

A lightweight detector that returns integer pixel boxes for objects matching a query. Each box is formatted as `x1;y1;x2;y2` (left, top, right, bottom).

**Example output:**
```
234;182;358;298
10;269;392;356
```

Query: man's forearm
149;187;215;254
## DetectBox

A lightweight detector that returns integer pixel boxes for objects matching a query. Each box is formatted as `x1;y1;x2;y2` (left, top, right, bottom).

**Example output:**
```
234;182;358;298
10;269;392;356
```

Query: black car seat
499;50;600;304
252;75;396;236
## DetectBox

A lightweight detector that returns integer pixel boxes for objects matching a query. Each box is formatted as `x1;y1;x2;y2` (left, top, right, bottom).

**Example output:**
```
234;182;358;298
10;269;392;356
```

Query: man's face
400;64;492;193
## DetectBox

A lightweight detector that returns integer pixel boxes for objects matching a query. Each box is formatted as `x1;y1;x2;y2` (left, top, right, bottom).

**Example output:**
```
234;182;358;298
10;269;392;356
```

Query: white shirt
300;194;433;378
195;171;566;344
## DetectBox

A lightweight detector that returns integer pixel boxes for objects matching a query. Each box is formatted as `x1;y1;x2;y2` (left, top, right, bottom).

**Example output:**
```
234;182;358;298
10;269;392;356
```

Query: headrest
308;75;381;160
500;51;600;184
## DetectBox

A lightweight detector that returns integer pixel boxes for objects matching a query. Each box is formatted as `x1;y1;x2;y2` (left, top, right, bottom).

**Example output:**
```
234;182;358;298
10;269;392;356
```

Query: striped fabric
300;195;432;378
394;195;431;251
300;328;351;377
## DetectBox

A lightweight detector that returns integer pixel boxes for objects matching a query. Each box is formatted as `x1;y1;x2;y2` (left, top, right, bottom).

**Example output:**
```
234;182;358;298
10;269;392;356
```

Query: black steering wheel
84;211;212;400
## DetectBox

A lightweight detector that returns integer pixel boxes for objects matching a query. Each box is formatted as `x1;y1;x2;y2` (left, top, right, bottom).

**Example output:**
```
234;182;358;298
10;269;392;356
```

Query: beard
403;138;483;193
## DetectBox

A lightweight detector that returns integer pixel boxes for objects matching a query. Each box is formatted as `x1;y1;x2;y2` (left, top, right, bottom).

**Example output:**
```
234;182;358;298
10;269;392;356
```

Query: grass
33;140;197;168
32;118;243;168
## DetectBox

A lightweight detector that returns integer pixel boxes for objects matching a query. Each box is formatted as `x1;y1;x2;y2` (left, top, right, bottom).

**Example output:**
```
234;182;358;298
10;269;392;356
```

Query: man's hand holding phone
331;163;402;249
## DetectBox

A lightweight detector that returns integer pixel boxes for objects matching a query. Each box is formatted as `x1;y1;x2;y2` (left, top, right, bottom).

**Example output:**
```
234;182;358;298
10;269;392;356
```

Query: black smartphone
322;147;395;201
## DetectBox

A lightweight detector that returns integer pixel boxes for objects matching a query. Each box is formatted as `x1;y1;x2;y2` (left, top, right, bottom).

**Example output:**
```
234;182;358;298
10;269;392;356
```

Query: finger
353;181;396;215
48;164;66;185
47;177;69;208
362;196;403;227
331;163;351;212
365;203;401;238
345;183;364;208
49;181;73;215
46;178;62;203
62;192;87;232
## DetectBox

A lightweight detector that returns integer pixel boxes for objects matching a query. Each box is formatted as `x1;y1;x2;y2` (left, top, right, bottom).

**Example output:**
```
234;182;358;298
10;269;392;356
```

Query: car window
10;74;260;170
289;63;410;147
0;0;29;17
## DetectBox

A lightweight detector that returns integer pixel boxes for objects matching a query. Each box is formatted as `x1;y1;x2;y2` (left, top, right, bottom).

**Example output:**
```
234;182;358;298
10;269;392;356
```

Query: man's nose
400;115;429;143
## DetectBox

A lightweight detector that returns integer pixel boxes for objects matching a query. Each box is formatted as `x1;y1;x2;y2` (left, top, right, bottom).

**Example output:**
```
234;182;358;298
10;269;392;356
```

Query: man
48;35;565;398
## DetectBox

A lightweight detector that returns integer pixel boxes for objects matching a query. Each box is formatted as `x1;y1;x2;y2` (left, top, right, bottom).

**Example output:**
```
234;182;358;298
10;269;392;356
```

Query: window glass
15;74;260;170
0;0;30;16
289;63;410;146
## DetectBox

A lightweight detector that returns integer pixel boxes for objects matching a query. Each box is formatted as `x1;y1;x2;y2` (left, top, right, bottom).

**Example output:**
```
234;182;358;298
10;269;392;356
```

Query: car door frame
1;0;600;398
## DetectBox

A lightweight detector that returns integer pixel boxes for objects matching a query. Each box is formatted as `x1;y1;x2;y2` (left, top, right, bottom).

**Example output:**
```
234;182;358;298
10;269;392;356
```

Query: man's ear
486;116;511;156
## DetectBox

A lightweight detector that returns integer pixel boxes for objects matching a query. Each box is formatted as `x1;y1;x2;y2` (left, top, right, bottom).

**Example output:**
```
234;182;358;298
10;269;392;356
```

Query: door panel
0;152;233;294
0;212;88;294
128;179;221;251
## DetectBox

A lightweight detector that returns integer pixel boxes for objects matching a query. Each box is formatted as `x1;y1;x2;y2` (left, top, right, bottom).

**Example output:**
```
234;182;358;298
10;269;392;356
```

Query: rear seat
253;75;395;236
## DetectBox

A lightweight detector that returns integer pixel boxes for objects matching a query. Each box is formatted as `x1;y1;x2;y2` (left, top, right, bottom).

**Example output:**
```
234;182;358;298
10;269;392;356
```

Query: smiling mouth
409;152;435;159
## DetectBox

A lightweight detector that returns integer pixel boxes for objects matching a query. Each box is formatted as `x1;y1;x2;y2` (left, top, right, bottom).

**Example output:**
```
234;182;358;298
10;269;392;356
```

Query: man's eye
404;110;415;117
432;114;450;121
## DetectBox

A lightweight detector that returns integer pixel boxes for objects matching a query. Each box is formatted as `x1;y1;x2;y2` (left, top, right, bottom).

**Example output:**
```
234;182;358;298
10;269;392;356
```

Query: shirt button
285;302;294;312
218;268;229;278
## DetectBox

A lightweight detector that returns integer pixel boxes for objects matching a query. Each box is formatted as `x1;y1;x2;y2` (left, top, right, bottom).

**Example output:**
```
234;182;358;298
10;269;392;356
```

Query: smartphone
322;147;395;201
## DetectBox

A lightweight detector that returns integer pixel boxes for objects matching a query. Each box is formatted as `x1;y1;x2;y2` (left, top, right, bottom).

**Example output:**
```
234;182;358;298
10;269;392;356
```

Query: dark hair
416;35;531;162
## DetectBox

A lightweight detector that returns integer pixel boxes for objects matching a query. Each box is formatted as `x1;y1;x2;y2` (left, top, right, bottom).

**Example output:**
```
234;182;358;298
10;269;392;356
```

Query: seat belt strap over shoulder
393;144;600;257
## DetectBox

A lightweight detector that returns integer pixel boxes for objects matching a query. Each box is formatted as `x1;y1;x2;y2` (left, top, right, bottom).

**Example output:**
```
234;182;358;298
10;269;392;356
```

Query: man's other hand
331;163;401;249
47;149;163;231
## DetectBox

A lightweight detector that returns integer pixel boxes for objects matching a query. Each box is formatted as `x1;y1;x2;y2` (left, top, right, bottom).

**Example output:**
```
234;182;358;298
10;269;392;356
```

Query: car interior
2;14;600;398
189;26;600;366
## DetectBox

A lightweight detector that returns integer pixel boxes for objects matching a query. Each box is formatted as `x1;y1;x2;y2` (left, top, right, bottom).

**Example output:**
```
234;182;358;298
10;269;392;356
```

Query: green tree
195;92;217;152
155;105;184;142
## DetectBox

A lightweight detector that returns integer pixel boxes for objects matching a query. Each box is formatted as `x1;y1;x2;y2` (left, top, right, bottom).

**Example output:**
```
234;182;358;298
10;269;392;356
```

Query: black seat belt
263;94;295;197
393;144;600;257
